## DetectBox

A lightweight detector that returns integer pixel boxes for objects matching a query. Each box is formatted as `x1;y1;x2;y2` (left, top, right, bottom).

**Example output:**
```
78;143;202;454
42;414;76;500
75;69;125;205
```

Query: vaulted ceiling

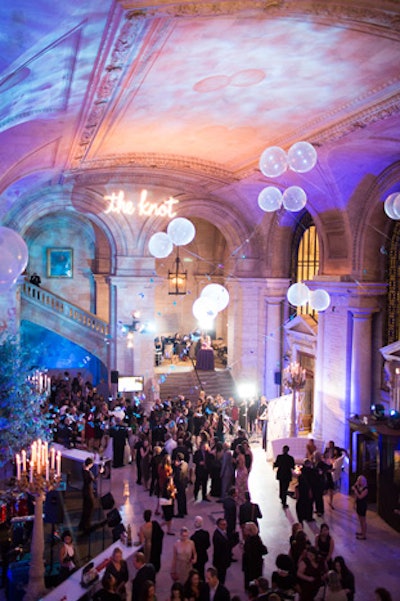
1;0;399;269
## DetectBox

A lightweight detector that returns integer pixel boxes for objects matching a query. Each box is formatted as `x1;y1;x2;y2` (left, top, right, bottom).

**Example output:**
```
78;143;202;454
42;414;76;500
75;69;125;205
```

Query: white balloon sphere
282;186;307;212
259;146;287;178
384;193;400;220
287;141;318;173
148;232;173;258
192;296;218;321
258;186;283;212
287;282;310;307
309;289;331;312
167;218;196;246
0;227;28;285
201;283;230;312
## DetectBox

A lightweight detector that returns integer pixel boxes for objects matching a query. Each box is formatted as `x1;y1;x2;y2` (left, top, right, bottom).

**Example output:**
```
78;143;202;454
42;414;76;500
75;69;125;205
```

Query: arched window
291;213;320;319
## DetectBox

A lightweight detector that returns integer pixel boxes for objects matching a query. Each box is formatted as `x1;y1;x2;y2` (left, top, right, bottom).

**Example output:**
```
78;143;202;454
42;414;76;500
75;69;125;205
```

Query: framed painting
46;248;73;278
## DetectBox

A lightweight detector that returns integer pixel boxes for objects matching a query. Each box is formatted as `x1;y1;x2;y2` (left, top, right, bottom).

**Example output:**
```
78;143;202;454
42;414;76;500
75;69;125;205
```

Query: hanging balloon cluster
258;141;317;213
0;226;29;291
287;282;331;312
383;192;400;220
192;283;230;327
148;217;196;258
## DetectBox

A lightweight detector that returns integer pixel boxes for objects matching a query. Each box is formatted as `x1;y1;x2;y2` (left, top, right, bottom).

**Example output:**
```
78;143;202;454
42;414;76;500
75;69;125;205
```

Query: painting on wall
46;248;73;278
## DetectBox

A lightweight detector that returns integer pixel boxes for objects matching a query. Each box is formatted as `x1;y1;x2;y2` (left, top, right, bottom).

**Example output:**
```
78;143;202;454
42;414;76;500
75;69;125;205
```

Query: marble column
350;308;375;417
264;281;288;399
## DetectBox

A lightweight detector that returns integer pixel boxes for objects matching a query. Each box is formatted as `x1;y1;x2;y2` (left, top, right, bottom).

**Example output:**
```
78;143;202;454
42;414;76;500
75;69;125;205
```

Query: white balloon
167;218;196;246
287;141;318;173
259;146;287;178
0;227;28;285
282;186;307;212
384;193;400;220
201;283;230;311
287;282;309;307
309;289;331;311
258;186;283;212
192;296;218;321
148;232;173;258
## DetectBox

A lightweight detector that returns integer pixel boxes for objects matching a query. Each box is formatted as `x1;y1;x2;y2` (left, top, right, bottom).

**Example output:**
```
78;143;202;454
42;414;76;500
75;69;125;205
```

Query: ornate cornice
119;1;400;32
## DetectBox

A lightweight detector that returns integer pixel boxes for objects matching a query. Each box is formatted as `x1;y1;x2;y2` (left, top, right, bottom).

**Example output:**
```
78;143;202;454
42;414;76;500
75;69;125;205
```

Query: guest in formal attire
222;487;238;549
171;526;197;585
184;569;203;601
273;446;295;509
138;509;164;574
132;551;156;600
191;515;210;581
219;443;234;501
110;418;128;468
173;452;189;518
325;570;348;601
104;547;129;600
242;522;268;590
193;442;212;502
212;518;232;585
93;572;121;601
200;566;230;601
140;579;157;601
78;457;96;533
333;556;355;601
239;491;262;536
59;530;76;582
352;475;368;540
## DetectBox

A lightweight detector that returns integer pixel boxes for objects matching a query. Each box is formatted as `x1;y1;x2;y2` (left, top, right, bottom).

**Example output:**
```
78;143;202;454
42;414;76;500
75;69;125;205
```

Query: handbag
160;497;172;506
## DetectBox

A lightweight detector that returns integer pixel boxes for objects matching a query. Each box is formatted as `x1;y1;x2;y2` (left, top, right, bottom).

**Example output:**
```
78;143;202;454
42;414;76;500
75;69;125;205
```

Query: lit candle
56;451;61;477
46;460;49;481
44;441;48;465
50;447;55;471
21;450;27;473
29;463;33;483
31;442;37;467
16;454;21;480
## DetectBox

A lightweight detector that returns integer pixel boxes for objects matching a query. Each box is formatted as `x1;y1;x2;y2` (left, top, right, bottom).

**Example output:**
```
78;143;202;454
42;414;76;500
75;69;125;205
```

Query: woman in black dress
352;475;368;539
242;521;268;590
104;547;129;600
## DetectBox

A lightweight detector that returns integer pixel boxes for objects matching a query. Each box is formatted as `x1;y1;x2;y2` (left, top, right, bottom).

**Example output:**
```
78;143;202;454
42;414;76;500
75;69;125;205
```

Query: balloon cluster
192;284;230;325
0;227;29;291
258;141;317;213
384;193;400;220
148;217;196;258
287;282;331;312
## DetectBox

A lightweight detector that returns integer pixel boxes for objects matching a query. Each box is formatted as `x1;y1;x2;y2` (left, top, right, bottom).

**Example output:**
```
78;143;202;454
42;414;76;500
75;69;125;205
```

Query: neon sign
104;190;179;218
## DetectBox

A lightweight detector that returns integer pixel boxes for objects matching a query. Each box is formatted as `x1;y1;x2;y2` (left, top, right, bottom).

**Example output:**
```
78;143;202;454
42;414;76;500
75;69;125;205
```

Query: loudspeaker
107;508;122;528
111;370;119;384
100;492;115;510
112;522;126;542
44;490;64;524
274;371;282;385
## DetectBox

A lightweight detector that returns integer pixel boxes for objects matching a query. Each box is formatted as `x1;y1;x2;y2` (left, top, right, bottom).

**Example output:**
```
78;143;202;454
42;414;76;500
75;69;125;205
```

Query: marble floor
92;437;398;600
3;437;399;601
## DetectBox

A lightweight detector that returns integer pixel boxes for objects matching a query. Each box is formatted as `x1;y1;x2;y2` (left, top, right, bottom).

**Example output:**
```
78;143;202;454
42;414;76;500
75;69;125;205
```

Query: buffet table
52;444;112;489
196;348;215;371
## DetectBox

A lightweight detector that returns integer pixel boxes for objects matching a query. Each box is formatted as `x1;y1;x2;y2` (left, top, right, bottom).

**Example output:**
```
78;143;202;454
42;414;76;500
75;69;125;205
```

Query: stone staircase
159;369;237;402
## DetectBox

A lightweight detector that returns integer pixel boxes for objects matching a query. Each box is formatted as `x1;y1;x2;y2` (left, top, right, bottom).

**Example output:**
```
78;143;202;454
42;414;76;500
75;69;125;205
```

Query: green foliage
0;334;51;466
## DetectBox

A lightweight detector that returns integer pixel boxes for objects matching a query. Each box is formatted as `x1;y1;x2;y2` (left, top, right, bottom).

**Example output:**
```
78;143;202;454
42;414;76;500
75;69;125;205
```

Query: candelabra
15;439;62;601
284;361;306;437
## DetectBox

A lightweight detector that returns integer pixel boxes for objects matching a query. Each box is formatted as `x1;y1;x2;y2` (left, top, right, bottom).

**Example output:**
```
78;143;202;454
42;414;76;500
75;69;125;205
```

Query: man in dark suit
200;566;230;601
191;515;210;580
239;491;263;532
273;445;295;508
131;551;156;599
222;486;237;547
193;441;212;501
212;518;232;585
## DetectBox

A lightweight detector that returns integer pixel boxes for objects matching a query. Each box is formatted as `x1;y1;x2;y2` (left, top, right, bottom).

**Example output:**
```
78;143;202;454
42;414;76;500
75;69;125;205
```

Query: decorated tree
0;334;51;468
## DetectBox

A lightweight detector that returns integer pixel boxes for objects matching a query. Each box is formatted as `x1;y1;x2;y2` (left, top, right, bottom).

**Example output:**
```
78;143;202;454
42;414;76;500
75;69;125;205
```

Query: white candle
50;447;55;471
16;454;21;480
46;460;49;481
21;450;27;473
31;442;37;467
44;442;48;465
29;463;33;483
56;451;61;477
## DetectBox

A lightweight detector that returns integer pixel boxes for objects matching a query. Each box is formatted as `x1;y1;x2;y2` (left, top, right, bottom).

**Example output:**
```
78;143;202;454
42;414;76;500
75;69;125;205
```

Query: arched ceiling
0;0;399;267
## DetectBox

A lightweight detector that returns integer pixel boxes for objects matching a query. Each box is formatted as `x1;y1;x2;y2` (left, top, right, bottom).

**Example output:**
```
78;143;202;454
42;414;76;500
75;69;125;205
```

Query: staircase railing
21;282;110;337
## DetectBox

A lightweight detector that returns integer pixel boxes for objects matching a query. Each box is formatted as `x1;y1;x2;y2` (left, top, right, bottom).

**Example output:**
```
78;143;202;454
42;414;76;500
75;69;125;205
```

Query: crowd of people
45;373;393;600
